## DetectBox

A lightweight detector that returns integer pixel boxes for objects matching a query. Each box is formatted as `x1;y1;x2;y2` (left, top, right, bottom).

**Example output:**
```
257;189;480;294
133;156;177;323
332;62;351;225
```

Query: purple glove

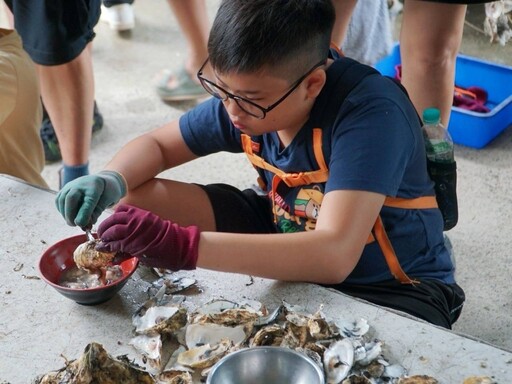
96;204;200;271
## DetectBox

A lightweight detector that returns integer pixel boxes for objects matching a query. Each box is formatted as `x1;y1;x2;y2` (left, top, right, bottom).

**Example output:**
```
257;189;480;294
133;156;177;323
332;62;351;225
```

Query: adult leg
400;0;467;127
0;29;48;188
330;0;358;48
157;0;210;100
37;43;95;177
167;0;209;77
6;0;101;187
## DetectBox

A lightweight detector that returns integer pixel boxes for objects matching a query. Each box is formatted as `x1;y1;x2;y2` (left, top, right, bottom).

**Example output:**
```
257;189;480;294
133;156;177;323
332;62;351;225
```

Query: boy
56;0;464;329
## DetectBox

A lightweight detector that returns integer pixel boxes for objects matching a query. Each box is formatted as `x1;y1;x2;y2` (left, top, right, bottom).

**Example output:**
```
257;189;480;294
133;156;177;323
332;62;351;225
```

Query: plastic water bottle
422;107;454;163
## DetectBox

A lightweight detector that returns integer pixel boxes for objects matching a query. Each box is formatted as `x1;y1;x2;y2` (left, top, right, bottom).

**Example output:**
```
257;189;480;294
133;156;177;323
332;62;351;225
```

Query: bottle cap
422;107;441;124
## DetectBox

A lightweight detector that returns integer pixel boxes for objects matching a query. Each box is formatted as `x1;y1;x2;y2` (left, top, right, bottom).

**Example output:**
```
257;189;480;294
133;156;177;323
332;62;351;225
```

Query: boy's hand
95;204;200;271
55;171;127;227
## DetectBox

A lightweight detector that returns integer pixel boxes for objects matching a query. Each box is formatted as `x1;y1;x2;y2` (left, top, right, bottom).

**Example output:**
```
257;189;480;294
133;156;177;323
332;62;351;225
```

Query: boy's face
199;61;326;138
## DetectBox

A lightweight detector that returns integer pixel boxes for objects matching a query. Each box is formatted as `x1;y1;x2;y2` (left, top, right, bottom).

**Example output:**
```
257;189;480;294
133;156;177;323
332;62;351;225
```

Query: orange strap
384;196;437;210
241;130;329;187
372;216;420;285
240;131;438;285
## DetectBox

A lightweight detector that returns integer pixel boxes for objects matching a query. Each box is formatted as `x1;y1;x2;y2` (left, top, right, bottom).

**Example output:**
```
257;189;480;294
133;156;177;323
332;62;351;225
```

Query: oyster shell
155;370;193;384
133;305;188;336
250;324;286;347
129;334;162;363
73;239;115;272
323;338;355;384
34;342;154;384
341;375;372;384
185;322;250;349
177;339;232;369
463;377;497;384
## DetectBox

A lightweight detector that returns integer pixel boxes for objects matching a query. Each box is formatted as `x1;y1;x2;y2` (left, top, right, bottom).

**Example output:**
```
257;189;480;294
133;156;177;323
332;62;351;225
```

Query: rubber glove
55;170;127;228
96;204;200;271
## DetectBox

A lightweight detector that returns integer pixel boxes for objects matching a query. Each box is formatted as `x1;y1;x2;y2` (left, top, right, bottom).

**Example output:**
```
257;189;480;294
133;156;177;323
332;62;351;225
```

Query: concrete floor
2;1;512;352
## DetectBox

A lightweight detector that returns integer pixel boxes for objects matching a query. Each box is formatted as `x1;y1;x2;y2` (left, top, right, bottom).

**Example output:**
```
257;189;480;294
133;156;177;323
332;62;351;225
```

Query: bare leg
167;0;209;78
37;43;95;166
330;0;358;48
400;1;467;127
121;178;217;231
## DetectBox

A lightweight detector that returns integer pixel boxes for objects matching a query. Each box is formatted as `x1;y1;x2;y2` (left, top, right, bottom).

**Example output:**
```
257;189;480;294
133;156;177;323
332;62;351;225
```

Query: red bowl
39;234;138;305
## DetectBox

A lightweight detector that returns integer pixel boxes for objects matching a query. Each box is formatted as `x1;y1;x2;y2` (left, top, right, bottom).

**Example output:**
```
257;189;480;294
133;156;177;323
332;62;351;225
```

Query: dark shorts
200;183;465;329
326;279;465;329
200;183;277;234
5;0;101;65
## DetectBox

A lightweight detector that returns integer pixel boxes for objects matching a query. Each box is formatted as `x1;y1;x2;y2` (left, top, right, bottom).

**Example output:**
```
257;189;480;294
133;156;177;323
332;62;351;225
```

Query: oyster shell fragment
398;375;439;384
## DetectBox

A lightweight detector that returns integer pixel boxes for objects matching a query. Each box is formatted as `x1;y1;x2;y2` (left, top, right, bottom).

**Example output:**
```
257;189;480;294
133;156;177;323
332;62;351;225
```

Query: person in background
101;0;135;32
155;0;393;101
334;0;495;127
337;0;394;66
57;0;465;329
0;28;48;188
156;0;210;101
5;0;103;188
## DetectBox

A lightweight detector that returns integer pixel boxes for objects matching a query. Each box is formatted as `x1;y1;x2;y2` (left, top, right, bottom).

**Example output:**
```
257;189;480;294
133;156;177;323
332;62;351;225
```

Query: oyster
34;342;154;384
73;239;115;272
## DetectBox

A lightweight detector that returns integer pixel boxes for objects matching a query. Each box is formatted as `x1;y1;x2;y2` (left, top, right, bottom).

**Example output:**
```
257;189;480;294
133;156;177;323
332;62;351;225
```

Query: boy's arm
197;189;385;284
55;119;199;228
105;120;198;191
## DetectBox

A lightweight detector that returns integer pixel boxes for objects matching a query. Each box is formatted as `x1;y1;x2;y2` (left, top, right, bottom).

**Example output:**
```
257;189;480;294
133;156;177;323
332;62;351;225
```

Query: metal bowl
206;346;324;384
38;233;138;305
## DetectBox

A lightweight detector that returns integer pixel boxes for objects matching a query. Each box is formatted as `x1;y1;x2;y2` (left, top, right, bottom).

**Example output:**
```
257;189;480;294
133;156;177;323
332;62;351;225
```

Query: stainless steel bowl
206;346;324;384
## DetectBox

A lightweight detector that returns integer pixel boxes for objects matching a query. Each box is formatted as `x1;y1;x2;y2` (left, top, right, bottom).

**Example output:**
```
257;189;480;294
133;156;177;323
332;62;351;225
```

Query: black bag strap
310;57;380;129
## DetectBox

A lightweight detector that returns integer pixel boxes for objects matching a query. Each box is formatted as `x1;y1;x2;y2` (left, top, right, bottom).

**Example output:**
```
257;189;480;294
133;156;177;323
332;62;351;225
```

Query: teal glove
55;170;127;227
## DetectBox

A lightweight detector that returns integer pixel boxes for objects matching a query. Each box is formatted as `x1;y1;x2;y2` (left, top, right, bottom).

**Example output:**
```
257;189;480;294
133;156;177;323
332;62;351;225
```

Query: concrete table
0;174;510;383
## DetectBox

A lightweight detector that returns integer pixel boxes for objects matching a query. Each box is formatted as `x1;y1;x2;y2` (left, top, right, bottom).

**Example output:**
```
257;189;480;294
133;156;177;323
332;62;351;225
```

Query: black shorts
200;183;465;329
326;279;465;329
5;0;101;65
200;183;277;234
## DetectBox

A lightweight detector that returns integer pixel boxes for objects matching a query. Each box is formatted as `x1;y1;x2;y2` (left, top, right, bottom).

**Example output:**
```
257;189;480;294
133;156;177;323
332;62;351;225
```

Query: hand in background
96;204;200;271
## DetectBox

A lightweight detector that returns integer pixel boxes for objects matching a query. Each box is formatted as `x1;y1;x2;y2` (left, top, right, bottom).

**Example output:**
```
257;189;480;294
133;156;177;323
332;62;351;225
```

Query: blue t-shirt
179;57;454;285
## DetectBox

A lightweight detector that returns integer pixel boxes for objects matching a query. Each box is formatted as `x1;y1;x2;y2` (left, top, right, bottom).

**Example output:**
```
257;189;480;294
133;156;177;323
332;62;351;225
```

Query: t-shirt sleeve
326;95;417;197
179;98;243;157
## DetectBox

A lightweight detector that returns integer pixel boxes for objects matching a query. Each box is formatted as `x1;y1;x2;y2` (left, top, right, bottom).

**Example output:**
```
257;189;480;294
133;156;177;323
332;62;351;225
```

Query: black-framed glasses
197;59;326;119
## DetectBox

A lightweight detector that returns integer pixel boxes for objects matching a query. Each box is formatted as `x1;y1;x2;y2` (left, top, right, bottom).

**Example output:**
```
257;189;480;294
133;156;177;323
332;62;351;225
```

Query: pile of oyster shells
127;278;441;384
34;276;497;384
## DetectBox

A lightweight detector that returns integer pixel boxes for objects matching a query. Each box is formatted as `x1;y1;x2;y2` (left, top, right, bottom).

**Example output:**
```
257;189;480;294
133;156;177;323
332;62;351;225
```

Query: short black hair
208;0;335;81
